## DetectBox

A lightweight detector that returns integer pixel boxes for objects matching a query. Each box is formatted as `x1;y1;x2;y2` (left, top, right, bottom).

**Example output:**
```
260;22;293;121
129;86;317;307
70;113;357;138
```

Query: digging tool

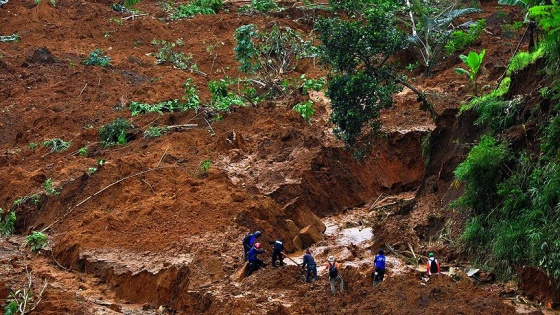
281;252;301;267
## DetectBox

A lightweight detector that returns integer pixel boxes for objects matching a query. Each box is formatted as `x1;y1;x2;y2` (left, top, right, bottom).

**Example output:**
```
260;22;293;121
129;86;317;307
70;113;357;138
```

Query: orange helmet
254;243;262;249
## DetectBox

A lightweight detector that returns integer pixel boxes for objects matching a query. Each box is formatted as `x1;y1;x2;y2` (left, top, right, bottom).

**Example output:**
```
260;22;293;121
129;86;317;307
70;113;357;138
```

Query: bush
26;231;48;252
144;126;168;138
444;19;486;55
43;138;71;152
293;100;315;123
170;0;223;19
83;49;111;67
0;209;16;236
99;118;133;147
453;135;509;212
151;39;197;71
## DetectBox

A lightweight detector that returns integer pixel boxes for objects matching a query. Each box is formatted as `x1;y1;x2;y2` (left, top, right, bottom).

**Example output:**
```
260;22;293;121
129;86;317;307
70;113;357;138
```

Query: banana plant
455;49;486;96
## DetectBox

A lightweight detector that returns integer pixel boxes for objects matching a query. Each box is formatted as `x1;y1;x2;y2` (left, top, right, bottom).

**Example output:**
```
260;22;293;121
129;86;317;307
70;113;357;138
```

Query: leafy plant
407;2;481;73
28;142;37;151
453;135;509;213
143;126;168;138
4;300;18;315
293;100;315;123
315;7;427;156
83;49;112;67
195;158;212;178
240;0;278;13
208;78;246;111
43;178;59;196
0;209;16;237
181;78;201;110
88;167;97;174
299;75;326;94
26;231;47;252
454;49;486;96
169;0;223;19
444;19;486;54
234;23;316;88
43;138;71;152
99;118;133;147
150;39;197;71
78;147;88;156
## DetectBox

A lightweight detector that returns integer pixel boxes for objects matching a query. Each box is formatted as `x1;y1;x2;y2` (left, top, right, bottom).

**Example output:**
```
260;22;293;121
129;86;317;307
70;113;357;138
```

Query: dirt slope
0;0;549;314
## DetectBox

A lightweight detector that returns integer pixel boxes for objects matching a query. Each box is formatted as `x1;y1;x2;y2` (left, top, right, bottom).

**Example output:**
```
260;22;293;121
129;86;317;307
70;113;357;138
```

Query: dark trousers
246;259;265;277
243;244;251;260
271;250;284;267
305;264;317;282
373;268;385;285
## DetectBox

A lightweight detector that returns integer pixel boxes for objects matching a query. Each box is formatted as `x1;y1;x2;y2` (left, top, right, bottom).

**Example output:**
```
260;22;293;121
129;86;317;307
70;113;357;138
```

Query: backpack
430;259;438;273
328;263;338;278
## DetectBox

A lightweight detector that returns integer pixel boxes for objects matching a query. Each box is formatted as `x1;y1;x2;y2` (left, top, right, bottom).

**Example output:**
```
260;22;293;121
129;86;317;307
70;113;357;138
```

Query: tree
316;4;429;157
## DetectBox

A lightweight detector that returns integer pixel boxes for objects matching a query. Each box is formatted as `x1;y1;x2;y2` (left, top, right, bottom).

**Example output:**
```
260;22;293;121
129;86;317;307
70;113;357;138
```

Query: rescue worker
246;243;266;277
301;249;317;283
326;255;343;295
426;252;441;276
242;230;262;260
269;239;284;267
373;248;386;286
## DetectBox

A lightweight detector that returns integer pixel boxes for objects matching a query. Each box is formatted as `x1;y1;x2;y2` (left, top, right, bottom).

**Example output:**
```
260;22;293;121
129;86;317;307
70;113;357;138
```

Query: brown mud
0;0;557;314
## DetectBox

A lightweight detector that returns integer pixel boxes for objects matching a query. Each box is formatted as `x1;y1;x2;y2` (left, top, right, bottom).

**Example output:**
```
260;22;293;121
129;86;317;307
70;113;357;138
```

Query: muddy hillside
0;0;553;314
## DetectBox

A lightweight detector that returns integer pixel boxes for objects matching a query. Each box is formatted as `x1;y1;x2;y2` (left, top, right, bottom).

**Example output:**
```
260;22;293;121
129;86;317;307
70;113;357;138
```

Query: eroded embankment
43;127;428;313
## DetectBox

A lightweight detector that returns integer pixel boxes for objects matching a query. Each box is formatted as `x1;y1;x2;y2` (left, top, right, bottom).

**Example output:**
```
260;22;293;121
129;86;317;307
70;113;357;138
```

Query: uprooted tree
315;1;430;158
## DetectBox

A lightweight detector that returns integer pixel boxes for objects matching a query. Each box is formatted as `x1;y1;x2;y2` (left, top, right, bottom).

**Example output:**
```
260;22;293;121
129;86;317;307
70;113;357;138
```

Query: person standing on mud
242;230;262;260
246;243;266;277
269;239;284;267
326;256;343;295
373;248;386;286
426;252;441;276
301;249;317;283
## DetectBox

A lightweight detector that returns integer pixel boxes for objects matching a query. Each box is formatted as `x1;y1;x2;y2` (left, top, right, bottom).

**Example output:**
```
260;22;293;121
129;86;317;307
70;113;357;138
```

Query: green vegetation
43;138;71;153
315;3;417;157
454;0;560;281
129;99;184;116
444;19;486;54
169;0;223;19
26;231;48;252
293;100;315;123
234;23;316;91
28;142;37;151
0;209;16;236
143;125;168;138
99;118;133;147
239;0;278;13
78;147;88;156
195;158;212;178
299;75;326;94
43;178;59;196
151;39;198;72
454;49;486;96
83;49;112;67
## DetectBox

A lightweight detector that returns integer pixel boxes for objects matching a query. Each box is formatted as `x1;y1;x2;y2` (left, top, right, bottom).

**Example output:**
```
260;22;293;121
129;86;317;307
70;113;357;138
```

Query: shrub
444;19;486;54
293;100;315;123
151;39;197;71
83;49;111;67
0;209;16;236
455;49;486;96
195;158;212;178
240;0;278;13
170;0;223;19
453;135;509;212
208;77;247;111
26;231;48;252
143;125;168;138
78;147;88;156
43;138;71;152
299;74;326;94
99;118;133;147
43;178;59;196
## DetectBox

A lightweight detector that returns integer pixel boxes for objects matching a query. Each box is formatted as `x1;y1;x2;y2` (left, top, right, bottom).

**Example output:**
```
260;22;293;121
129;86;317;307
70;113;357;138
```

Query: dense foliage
454;0;560;280
315;4;408;157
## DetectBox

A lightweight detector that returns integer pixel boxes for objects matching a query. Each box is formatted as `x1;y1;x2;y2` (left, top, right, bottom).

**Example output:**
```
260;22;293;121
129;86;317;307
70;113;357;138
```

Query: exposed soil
0;0;557;314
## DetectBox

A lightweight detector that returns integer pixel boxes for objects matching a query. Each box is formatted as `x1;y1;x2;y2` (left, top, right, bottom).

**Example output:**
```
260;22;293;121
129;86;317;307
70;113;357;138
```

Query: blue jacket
374;254;386;269
247;247;264;262
302;253;316;268
243;233;258;248
270;240;284;252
